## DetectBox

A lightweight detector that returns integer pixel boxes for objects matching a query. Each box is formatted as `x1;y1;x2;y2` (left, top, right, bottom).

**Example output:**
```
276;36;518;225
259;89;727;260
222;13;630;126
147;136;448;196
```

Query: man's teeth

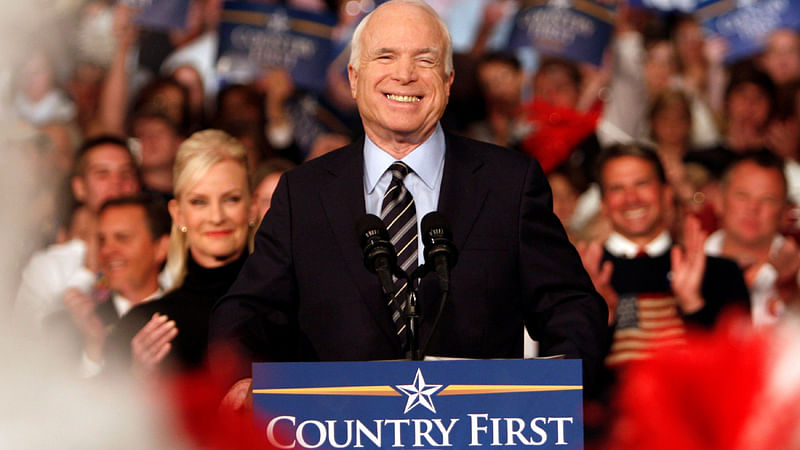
108;261;125;268
623;208;647;219
386;94;420;102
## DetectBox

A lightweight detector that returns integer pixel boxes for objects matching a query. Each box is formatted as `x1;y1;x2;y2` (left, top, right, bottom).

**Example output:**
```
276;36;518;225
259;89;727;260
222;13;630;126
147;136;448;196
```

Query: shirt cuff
79;350;104;378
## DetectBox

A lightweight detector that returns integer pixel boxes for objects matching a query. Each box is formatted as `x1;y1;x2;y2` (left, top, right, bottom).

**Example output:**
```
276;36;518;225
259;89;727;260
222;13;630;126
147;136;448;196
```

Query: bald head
349;0;453;76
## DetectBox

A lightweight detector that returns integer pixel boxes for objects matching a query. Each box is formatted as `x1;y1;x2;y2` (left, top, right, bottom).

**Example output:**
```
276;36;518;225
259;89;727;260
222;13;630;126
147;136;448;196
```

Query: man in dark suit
210;0;607;404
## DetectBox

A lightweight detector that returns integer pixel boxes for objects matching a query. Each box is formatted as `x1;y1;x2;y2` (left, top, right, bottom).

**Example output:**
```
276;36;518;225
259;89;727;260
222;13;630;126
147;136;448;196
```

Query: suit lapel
319;140;400;346
438;133;489;250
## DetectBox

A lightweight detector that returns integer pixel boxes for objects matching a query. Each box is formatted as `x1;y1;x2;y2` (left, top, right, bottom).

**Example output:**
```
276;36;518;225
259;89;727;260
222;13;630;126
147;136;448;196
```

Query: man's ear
444;69;455;98
71;176;87;202
154;234;169;266
249;195;260;226
347;64;358;100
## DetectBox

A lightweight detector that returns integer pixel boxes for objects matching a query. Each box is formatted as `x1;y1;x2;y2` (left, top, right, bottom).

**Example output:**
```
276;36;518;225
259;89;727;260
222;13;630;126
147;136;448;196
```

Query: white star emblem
394;369;443;413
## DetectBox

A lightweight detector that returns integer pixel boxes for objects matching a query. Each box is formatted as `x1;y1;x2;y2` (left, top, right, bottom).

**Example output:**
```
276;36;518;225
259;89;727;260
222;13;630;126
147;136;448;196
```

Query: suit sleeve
517;158;608;389
209;174;304;373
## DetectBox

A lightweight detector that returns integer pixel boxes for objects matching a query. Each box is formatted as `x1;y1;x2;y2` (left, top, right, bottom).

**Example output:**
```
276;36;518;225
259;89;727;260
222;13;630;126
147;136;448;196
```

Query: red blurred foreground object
608;312;800;450
161;347;283;449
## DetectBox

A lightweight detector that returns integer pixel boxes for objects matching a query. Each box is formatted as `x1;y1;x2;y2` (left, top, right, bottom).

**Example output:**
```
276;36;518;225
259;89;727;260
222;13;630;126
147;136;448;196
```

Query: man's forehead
100;205;146;228
727;163;785;192
362;3;445;44
85;145;133;167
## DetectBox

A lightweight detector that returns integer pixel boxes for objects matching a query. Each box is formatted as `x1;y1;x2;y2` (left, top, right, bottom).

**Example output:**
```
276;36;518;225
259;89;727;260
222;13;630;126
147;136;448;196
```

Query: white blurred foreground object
0;330;186;449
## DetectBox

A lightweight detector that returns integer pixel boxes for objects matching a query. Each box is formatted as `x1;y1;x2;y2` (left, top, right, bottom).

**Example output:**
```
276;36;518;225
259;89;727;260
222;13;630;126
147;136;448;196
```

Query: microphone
356;214;399;298
421;212;458;292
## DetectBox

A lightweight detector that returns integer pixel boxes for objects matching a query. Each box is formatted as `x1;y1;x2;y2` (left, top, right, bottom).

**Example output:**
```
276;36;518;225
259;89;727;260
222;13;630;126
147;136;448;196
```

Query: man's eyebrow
416;47;440;55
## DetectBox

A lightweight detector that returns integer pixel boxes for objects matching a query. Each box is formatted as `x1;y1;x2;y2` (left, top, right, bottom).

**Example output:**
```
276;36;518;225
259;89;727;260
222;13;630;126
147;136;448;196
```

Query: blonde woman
110;130;258;372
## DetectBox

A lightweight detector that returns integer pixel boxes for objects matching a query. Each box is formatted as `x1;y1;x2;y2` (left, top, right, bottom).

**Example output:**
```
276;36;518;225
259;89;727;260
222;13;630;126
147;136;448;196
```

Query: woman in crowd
109;129;257;373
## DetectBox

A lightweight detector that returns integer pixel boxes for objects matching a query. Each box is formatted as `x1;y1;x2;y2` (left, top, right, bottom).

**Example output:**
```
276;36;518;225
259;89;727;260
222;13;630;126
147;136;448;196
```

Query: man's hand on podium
221;377;253;411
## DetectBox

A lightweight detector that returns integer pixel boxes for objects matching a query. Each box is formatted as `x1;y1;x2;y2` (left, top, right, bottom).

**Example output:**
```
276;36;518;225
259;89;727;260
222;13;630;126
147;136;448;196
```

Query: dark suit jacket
210;132;608;385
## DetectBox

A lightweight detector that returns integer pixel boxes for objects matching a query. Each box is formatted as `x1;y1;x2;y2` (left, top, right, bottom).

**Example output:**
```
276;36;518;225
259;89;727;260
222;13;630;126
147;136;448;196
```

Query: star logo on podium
394;369;443;413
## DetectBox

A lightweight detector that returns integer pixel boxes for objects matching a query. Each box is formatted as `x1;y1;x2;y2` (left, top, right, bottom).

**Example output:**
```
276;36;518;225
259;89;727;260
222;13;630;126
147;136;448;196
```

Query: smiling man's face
348;2;453;149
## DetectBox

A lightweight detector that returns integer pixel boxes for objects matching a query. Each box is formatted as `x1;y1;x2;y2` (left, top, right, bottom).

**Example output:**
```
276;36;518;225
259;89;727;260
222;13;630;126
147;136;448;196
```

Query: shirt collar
364;124;446;193
605;230;672;258
112;288;163;317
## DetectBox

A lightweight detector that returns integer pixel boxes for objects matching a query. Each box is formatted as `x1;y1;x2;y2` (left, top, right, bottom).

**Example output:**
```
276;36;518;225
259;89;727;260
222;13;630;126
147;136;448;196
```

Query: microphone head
421;212;451;241
421;212;457;267
356;214;390;248
356;214;397;273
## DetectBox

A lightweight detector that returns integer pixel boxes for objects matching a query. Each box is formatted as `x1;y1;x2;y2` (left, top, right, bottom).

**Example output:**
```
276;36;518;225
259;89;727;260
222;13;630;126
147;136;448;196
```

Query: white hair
348;0;453;76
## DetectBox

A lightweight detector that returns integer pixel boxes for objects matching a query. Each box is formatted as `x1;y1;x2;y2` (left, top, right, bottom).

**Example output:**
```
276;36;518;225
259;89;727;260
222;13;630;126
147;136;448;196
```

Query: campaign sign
217;1;337;93
696;0;800;63
120;0;191;30
507;0;616;66
252;359;583;449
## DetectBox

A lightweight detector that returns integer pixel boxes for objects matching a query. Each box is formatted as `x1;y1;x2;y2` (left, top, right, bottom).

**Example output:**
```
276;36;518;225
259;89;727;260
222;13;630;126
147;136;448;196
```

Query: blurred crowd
6;0;800;447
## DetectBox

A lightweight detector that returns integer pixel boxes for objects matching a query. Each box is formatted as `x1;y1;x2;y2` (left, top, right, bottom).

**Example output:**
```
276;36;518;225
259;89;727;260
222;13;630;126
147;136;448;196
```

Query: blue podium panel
253;359;583;449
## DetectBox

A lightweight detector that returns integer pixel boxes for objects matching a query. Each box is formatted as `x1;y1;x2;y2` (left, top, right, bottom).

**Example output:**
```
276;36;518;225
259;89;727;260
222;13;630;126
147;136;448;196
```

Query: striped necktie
380;161;418;342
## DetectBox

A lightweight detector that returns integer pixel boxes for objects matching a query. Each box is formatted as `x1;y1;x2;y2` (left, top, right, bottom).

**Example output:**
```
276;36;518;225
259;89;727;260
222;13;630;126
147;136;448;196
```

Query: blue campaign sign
217;1;337;93
252;359;583;449
507;0;616;66
120;0;191;31
696;0;800;63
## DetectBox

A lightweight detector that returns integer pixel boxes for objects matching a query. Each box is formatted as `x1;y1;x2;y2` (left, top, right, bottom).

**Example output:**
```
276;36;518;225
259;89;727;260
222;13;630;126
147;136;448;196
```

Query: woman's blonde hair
166;129;255;287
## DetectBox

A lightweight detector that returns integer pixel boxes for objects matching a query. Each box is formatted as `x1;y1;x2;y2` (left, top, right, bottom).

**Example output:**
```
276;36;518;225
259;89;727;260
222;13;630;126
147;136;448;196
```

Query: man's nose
393;57;418;83
623;187;639;203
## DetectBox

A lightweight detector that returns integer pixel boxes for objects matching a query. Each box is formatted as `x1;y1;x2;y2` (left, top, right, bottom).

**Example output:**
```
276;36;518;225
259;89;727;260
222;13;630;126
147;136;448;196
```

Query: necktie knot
389;161;411;180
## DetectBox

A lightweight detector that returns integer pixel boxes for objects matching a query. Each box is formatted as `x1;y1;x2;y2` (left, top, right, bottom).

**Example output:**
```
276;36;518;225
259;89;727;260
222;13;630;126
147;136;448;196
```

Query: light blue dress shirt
363;124;446;265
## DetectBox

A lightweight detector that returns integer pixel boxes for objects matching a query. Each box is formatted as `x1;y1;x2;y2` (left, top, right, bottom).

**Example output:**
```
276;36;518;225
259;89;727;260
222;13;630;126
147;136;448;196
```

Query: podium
252;359;584;449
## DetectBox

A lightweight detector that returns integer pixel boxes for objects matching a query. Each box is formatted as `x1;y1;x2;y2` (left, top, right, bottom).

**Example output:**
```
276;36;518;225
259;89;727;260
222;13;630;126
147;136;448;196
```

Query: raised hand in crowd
704;35;729;118
131;313;177;376
670;215;707;314
471;0;514;56
63;287;106;362
258;68;295;149
97;2;139;136
577;240;617;326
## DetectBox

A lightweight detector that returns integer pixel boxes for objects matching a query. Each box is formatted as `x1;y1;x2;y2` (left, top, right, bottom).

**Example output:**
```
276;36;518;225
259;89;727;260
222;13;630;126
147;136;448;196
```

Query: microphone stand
404;267;429;361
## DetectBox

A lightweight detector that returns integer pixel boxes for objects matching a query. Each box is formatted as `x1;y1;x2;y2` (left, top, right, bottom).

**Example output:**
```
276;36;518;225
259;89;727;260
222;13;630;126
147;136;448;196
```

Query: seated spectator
760;28;800;87
14;49;76;127
169;64;208;131
724;62;776;153
15;136;141;332
252;157;296;221
131;77;192;136
129;110;184;201
467;51;527;149
578;144;749;370
109;130;257;374
705;151;800;326
520;57;601;174
548;166;582;242
46;195;170;376
648;89;719;232
767;80;800;207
